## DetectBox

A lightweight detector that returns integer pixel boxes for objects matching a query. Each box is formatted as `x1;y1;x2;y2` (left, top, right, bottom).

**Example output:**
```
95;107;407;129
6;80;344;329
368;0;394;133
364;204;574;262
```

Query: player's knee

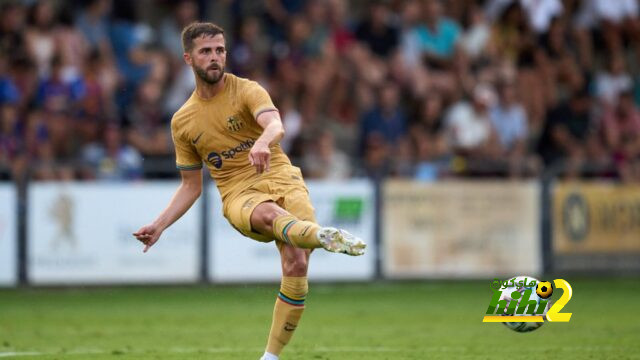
283;254;308;276
251;203;286;232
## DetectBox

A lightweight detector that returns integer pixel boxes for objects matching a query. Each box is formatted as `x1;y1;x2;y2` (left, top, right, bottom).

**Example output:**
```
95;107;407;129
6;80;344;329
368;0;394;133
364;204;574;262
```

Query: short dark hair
181;22;225;53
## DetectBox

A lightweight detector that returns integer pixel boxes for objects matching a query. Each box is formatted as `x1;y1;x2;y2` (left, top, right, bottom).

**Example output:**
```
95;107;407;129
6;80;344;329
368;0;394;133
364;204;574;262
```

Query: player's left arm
250;110;284;174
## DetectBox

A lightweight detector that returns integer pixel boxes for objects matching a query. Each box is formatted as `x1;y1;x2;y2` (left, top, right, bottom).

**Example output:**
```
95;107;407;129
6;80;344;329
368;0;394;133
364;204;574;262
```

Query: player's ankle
260;351;279;360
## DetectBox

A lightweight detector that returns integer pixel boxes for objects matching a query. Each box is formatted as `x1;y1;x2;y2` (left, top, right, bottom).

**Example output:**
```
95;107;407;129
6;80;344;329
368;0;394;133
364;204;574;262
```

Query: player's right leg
250;202;366;256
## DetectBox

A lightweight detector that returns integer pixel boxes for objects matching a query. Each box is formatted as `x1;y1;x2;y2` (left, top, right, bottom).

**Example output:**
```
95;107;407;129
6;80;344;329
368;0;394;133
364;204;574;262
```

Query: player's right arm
134;114;203;252
133;169;202;252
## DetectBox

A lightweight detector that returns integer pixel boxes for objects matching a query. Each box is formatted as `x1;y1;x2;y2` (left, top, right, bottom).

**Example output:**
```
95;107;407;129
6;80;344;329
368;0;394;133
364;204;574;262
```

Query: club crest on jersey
227;116;243;132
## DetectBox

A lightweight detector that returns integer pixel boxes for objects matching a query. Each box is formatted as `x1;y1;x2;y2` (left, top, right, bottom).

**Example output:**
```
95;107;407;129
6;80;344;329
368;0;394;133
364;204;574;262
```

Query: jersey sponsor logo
206;139;256;169
192;132;204;145
226;116;244;132
221;139;255;159
207;152;223;169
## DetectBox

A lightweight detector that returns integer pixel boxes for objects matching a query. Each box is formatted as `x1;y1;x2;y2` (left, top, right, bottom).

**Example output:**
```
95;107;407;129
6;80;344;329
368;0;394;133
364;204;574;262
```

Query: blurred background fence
0;176;639;287
1;0;640;285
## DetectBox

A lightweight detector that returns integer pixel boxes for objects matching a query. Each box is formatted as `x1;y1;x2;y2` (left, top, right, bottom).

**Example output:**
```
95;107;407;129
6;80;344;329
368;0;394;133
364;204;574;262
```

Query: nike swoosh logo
192;132;204;145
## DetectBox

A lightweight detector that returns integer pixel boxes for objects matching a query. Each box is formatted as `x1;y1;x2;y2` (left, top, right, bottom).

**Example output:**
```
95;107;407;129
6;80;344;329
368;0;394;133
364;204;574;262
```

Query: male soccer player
133;22;366;360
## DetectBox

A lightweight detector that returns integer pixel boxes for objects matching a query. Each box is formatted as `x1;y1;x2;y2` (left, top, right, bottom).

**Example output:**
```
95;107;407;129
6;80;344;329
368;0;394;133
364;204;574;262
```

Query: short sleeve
244;81;278;119
171;124;202;170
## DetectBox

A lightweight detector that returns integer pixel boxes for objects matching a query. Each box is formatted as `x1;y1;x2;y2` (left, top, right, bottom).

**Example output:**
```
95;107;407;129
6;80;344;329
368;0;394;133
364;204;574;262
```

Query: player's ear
183;52;192;66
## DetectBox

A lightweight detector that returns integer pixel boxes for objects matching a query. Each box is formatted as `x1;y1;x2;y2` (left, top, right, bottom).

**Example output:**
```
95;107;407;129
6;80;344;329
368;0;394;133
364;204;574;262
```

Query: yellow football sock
272;214;321;248
266;276;308;356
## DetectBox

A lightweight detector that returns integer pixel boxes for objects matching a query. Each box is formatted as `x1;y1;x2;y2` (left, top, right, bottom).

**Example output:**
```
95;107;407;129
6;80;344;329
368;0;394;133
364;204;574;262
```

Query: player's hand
133;224;163;253
249;140;271;174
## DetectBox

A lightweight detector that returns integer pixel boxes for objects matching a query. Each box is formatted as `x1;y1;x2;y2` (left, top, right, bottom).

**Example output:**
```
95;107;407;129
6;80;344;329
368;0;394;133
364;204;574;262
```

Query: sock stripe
278;292;305;306
281;221;297;246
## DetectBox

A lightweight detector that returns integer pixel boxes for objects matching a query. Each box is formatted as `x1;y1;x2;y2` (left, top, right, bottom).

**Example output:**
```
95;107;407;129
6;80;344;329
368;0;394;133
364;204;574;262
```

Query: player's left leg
260;243;310;360
250;202;366;256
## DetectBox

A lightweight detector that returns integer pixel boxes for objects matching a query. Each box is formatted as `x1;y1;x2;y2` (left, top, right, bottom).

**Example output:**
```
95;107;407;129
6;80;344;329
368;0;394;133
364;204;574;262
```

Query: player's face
187;34;227;85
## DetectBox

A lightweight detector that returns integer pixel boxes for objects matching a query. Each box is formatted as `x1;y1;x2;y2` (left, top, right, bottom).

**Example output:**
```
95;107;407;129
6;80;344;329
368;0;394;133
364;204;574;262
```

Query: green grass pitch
0;278;638;359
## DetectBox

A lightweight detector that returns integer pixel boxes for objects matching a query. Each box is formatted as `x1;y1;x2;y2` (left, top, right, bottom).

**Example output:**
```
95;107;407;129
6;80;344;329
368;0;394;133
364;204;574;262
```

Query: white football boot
317;227;366;256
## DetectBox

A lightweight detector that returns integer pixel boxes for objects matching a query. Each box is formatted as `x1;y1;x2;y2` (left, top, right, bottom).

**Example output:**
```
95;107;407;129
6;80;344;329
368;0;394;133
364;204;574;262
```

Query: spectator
411;0;461;66
159;0;199;61
537;88;605;177
75;0;112;54
490;80;539;176
601;91;640;180
302;130;351;180
595;52;633;105
125;79;171;156
355;1;399;58
445;84;499;162
359;81;408;153
82;124;142;180
24;0;57;77
0;2;27;60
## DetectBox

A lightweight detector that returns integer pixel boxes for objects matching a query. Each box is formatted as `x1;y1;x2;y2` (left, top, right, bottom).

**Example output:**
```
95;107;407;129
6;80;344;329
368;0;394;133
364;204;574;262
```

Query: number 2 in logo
546;279;573;322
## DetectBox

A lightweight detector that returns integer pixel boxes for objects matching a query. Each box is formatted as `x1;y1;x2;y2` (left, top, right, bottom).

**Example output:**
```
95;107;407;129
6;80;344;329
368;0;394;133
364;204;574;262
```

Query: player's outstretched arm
249;110;284;174
133;169;202;252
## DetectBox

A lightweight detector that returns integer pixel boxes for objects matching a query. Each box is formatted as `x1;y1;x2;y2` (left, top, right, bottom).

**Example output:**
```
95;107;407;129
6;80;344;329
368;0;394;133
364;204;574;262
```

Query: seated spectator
24;0;57;77
355;1;399;58
36;55;85;113
601;91;640;180
359;81;408;153
412;0;461;67
537;88;607;177
125;79;171;156
0;2;27;59
82;124;142;181
159;0;199;61
302;129;351;179
490;80;539;176
445;84;499;161
595;52;633;105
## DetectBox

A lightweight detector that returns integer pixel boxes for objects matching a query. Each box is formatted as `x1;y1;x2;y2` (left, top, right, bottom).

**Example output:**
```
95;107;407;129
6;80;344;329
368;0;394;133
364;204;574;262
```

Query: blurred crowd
2;0;640;183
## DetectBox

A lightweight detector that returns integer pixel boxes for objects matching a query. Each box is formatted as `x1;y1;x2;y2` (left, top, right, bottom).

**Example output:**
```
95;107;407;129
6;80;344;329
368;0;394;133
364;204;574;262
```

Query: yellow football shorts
222;166;316;243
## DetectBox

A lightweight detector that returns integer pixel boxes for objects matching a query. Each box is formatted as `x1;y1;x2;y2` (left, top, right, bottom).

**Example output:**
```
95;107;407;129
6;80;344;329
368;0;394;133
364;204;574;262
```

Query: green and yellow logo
483;277;573;323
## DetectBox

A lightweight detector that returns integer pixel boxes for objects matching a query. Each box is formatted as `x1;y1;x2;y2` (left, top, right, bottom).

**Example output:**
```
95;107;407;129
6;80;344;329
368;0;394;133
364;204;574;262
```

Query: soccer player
133;22;366;360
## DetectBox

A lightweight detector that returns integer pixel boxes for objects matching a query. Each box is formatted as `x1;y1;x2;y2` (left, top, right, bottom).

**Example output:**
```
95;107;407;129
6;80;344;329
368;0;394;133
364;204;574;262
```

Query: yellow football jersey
171;73;292;199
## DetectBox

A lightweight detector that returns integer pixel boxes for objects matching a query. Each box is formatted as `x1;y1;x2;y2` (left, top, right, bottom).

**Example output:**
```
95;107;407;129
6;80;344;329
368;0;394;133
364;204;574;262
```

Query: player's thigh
279;181;316;223
223;191;282;243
